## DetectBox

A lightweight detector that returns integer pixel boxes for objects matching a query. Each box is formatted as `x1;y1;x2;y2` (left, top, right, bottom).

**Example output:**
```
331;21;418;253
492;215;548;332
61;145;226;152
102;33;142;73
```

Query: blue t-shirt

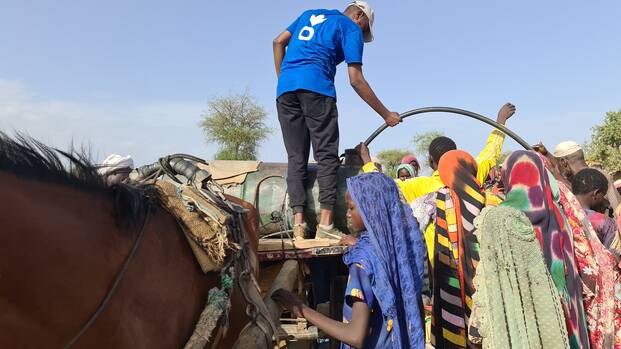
277;9;364;100
342;263;394;349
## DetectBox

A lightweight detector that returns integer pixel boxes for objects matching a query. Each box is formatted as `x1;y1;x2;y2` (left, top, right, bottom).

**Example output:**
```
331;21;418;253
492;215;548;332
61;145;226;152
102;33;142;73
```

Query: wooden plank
258;238;340;252
257;246;348;262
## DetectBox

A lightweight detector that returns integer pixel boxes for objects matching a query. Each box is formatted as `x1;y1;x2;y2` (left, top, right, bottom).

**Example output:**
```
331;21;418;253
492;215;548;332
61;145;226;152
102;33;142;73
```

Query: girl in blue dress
272;172;426;348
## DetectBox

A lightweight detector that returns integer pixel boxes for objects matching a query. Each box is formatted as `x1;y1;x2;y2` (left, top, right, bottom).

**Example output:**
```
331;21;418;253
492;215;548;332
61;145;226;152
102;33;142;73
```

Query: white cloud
0;79;219;165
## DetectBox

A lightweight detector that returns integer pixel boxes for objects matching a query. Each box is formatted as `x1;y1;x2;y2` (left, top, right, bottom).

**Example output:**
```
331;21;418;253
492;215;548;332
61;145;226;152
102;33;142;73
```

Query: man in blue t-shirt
273;1;401;240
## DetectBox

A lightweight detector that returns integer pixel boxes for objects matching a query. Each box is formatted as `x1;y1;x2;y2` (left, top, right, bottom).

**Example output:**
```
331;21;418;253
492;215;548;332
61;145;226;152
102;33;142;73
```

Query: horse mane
0;132;159;229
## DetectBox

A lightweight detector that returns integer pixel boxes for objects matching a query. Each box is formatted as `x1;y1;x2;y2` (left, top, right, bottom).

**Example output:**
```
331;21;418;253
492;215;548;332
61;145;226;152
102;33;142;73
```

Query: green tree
413;131;445;156
412;131;444;171
200;91;271;160
586;109;621;173
377;149;412;177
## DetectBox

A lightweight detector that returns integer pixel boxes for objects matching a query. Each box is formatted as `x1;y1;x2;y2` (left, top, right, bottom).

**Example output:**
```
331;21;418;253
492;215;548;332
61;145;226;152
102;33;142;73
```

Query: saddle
155;179;236;273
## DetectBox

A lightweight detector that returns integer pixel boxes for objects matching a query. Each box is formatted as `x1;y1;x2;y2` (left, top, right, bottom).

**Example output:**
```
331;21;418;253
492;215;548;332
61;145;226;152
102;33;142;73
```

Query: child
272;172;426;348
395;163;416;182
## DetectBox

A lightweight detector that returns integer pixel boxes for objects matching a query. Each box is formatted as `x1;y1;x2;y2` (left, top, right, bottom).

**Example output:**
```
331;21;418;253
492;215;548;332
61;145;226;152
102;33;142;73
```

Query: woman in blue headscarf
272;172;426;348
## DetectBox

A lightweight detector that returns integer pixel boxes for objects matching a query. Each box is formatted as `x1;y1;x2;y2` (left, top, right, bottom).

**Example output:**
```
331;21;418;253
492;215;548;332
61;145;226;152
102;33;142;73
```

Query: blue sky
1;1;620;167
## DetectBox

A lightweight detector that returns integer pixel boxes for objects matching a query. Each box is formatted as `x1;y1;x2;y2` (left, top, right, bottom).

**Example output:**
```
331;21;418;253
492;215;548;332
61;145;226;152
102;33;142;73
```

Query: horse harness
63;155;278;348
63;205;151;349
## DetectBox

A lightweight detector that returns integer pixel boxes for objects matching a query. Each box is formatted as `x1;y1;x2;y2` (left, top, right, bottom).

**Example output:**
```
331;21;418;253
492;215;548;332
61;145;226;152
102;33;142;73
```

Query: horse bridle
63;205;151;349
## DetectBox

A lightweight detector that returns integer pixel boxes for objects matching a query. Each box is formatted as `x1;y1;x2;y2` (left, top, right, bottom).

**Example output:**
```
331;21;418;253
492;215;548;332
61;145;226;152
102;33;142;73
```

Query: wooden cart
256;238;348;349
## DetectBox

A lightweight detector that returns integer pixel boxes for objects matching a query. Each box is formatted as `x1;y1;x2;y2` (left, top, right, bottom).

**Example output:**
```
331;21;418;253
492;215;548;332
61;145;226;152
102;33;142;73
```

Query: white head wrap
553;141;582;158
98;154;134;176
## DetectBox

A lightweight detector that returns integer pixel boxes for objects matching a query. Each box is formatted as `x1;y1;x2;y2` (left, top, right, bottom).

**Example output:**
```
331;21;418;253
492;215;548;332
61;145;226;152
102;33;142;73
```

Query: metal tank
223;106;532;237
223;162;360;236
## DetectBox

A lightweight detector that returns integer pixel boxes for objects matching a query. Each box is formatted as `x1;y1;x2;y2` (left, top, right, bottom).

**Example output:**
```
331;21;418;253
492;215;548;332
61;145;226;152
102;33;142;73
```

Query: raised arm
348;64;401;127
273;30;292;77
475;103;516;183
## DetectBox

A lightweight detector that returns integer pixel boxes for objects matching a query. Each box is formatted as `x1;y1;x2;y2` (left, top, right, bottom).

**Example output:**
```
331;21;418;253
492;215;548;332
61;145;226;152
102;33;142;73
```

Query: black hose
363;106;532;150
130;154;211;183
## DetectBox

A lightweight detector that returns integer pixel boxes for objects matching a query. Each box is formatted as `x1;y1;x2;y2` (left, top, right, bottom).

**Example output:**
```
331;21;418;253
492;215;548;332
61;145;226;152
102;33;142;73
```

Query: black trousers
277;90;340;212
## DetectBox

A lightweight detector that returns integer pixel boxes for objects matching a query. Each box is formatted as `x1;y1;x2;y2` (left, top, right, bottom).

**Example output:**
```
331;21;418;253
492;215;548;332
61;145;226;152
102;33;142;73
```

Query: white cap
349;1;375;43
98;154;134;176
614;179;621;189
553;141;582;158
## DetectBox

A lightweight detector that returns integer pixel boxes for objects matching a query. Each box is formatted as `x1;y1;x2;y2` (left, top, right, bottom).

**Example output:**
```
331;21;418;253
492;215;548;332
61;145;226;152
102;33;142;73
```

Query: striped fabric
431;150;486;349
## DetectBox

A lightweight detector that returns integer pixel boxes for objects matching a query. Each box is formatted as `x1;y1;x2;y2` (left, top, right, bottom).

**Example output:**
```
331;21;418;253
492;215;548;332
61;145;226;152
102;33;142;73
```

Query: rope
63;207;151;349
184;270;235;349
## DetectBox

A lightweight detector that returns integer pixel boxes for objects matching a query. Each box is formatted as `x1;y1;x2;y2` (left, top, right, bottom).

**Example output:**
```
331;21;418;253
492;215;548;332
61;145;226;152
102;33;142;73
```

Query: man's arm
273;31;292;77
348;64;401;127
475;103;516;184
358;142;379;173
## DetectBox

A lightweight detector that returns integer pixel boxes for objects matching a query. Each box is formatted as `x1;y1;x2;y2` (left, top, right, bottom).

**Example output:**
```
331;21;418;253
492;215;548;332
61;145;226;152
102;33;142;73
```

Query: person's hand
271;289;305;318
496;103;516;125
339;234;358;246
384;111;401;127
533;142;568;184
358;142;372;164
532;142;550;156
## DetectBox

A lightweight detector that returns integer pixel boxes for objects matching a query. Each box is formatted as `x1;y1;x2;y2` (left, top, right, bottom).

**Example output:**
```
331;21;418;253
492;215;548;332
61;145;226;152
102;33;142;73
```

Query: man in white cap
554;140;620;210
98;154;134;186
273;2;401;240
553;141;587;179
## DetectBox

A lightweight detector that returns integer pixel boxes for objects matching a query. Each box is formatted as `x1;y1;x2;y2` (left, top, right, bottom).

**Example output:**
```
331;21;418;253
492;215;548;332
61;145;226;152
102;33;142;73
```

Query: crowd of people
273;102;621;349
267;2;621;347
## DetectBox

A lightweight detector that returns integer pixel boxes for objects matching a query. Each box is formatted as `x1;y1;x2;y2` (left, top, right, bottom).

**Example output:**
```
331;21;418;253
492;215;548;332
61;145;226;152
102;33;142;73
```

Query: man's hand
532;142;550;156
358;142;372;164
533;142;568;184
384;111;401;127
496;103;516;125
271;289;305;318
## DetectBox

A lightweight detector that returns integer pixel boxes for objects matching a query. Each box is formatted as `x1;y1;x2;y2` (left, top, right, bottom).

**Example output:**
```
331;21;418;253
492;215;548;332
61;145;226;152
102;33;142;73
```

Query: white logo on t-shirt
298;14;327;41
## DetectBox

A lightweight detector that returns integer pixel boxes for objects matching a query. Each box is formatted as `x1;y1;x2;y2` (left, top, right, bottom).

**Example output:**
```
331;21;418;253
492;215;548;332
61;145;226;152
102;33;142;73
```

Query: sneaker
315;224;344;240
293;223;308;240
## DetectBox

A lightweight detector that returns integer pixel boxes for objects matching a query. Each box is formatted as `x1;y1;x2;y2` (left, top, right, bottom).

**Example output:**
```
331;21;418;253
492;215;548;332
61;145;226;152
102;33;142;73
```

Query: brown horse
0;135;261;348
